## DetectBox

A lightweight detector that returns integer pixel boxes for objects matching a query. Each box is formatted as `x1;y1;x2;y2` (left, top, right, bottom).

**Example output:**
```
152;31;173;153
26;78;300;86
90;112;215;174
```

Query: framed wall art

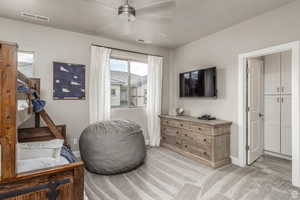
53;62;85;100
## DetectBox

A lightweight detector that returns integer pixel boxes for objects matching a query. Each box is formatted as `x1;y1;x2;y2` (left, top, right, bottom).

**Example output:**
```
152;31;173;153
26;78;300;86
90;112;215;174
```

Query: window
110;58;148;108
18;51;34;77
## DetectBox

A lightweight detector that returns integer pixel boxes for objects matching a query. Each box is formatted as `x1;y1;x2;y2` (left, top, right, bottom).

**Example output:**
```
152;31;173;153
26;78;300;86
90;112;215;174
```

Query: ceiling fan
84;0;176;39
118;0;137;22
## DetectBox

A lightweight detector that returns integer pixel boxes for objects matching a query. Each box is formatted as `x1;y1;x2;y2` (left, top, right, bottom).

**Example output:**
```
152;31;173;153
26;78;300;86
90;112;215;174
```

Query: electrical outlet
73;137;78;145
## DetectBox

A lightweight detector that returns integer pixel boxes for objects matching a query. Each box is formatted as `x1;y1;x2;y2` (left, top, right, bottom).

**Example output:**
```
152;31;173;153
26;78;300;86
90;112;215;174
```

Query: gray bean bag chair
79;120;146;175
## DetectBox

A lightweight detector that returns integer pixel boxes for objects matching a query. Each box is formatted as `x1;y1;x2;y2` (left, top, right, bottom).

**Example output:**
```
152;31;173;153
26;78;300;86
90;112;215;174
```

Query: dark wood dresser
160;115;232;168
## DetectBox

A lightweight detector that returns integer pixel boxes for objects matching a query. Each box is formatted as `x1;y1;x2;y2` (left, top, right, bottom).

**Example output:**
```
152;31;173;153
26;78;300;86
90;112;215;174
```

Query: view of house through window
18;51;34;77
110;58;148;108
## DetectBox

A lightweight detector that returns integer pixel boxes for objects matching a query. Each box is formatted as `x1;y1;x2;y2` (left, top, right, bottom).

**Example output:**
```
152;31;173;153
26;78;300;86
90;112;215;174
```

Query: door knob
259;113;264;118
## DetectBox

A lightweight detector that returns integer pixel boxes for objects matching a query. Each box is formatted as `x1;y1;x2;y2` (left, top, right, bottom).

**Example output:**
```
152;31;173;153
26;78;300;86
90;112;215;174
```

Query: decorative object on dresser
160;115;232;168
176;108;185;116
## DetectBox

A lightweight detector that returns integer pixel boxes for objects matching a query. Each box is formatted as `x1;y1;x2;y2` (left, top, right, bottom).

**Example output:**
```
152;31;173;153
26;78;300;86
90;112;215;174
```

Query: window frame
110;56;148;109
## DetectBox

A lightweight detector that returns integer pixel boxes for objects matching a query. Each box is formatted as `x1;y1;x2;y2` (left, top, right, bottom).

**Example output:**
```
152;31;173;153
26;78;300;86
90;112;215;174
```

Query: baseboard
230;156;240;166
264;150;292;161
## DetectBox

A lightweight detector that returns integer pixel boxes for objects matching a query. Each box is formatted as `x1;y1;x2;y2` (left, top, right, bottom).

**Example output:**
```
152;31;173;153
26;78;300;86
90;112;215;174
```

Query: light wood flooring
85;147;300;200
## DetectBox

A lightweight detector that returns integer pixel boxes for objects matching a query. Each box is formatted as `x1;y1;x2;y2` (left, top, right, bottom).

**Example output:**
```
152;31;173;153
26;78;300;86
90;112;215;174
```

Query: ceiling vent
137;39;145;43
136;39;152;44
21;12;50;22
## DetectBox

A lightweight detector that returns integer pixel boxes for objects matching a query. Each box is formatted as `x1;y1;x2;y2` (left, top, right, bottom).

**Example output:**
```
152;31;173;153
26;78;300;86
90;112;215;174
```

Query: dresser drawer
193;134;212;146
161;118;178;127
176;121;191;130
190;124;212;135
180;130;194;140
162;126;180;137
161;127;182;148
183;143;212;161
161;136;182;149
182;134;211;152
162;118;191;130
213;125;231;135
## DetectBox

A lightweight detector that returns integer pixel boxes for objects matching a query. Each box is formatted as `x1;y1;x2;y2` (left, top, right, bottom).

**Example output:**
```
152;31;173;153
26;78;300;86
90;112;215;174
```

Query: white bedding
17;139;64;161
17;156;69;173
17;139;66;173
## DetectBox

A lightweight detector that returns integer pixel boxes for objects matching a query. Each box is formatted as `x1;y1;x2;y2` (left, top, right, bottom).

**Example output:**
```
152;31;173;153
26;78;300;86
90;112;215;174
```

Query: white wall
170;0;300;158
0;17;170;150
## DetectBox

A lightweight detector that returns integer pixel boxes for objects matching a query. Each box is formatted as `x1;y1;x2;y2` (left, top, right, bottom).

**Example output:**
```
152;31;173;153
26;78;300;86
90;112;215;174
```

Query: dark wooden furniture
0;41;84;200
160;115;232;168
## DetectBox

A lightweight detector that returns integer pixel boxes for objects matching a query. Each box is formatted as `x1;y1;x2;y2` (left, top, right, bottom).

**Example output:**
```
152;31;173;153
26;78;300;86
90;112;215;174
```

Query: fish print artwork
53;62;85;100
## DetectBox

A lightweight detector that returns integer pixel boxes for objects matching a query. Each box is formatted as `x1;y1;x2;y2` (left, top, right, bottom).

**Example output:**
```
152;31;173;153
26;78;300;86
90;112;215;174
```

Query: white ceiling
0;0;295;48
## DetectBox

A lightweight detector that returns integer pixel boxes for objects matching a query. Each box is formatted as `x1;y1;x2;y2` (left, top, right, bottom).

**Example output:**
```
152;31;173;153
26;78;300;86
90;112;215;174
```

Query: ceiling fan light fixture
118;2;136;22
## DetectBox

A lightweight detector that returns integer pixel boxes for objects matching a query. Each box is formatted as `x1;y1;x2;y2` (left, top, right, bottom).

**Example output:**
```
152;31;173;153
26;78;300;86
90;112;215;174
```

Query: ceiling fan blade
138;15;172;24
97;16;121;31
83;0;116;11
136;1;176;16
98;18;135;36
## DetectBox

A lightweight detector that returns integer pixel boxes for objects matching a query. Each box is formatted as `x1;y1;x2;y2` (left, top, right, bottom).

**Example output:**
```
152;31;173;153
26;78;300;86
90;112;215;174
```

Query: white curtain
89;46;112;123
147;56;163;146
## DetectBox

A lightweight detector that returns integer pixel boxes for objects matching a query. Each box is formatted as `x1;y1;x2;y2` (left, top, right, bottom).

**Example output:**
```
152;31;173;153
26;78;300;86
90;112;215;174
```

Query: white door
264;53;281;95
281;95;292;156
247;58;264;165
264;95;281;153
281;51;292;95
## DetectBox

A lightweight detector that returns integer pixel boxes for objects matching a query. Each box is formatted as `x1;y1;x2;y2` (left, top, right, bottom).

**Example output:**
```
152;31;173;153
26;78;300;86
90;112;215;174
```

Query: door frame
238;41;300;187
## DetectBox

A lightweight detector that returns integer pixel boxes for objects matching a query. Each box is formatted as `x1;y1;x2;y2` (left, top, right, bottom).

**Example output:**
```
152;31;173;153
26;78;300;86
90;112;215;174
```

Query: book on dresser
159;115;232;168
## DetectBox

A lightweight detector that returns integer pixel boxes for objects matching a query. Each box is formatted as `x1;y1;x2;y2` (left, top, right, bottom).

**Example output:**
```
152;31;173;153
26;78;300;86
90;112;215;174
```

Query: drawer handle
185;134;188;137
180;124;183;127
203;139;207;142
184;145;188;148
198;128;202;130
176;142;179;145
176;131;179;134
166;121;169;123
203;152;207;155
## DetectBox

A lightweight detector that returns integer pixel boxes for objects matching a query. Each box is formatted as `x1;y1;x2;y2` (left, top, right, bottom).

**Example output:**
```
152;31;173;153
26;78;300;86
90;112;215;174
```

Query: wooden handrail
40;110;64;139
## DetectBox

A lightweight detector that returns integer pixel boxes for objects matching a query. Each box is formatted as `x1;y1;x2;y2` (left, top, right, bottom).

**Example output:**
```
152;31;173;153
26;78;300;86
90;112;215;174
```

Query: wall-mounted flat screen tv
180;67;217;97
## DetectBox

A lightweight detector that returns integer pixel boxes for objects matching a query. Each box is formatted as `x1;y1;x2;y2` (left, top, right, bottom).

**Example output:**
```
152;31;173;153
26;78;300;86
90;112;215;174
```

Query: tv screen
180;67;217;97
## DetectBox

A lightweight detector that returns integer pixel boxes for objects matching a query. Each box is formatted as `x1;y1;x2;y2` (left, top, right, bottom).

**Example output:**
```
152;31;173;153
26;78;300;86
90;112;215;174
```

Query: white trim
264;150;292;161
230;156;240;166
238;41;300;187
